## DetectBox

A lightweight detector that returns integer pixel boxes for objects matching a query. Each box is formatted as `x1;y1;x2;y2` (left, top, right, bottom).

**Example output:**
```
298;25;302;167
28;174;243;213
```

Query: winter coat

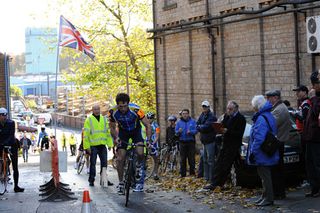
247;101;280;166
271;101;291;142
175;117;197;142
196;111;217;144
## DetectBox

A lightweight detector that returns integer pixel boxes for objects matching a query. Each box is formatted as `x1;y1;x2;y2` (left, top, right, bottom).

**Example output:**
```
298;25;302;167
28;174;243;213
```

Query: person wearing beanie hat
0;107;25;192
303;71;320;197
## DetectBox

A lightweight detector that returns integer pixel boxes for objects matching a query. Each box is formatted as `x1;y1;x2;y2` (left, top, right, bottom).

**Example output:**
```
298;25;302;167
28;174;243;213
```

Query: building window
163;0;177;11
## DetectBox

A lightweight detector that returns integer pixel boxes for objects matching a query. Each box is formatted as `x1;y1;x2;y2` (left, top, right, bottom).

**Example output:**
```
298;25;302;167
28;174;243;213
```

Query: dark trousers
305;143;320;192
70;144;76;156
211;144;239;187
179;142;195;177
257;166;274;202
10;148;19;188
89;145;108;183
271;141;285;197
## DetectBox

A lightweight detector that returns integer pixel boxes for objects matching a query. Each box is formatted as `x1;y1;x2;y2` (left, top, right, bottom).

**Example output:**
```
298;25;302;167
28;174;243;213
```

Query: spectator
203;101;246;190
69;133;77;156
30;132;36;153
196;100;217;182
292;85;311;161
166;115;178;147
265;89;291;200
247;95;279;206
302;71;320;197
0;107;24;192
19;131;31;163
175;109;197;177
61;132;67;152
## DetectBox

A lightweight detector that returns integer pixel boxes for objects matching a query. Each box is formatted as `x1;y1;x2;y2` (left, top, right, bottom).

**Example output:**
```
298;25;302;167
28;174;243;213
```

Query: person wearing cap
0;107;24;192
265;89;291;200
204;101;246;190
196;100;217;182
175;108;198;177
292;85;311;133
302;71;320;197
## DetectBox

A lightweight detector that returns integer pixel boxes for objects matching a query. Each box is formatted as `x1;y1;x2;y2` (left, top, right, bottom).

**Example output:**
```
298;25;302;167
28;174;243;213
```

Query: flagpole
54;15;63;137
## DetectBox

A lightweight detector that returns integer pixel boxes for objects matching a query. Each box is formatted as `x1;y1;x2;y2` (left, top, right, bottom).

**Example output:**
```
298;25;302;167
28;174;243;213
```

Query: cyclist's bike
124;142;141;207
0;146;11;195
76;151;87;174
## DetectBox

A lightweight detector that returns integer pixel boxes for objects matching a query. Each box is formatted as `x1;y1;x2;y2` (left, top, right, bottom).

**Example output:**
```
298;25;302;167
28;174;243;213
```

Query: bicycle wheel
159;151;170;175
0;159;8;195
144;154;155;180
125;159;133;207
77;154;85;174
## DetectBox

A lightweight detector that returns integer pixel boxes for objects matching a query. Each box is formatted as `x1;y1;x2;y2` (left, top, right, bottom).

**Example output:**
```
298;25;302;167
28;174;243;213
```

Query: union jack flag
59;15;95;61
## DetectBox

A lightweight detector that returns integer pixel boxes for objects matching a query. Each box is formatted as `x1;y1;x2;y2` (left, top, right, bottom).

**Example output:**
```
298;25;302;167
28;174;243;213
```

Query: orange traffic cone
81;190;92;213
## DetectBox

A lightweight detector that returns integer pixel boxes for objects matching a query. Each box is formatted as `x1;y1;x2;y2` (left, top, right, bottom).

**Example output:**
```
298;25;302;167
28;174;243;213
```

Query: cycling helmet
167;115;177;122
146;112;155;119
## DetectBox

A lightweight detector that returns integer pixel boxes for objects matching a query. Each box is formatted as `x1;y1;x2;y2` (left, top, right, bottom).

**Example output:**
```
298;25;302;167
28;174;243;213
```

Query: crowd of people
0;71;319;207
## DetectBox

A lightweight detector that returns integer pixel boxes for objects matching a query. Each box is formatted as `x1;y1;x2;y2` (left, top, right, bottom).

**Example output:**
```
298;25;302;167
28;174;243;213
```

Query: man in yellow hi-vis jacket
84;104;114;187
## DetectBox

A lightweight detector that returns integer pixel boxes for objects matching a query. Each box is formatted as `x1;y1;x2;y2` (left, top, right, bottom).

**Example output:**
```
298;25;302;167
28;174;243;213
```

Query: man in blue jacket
175;109;197;177
196;100;217;182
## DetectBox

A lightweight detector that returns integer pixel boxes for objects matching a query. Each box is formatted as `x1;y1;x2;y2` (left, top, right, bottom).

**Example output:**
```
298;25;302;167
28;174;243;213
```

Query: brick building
0;53;10;111
150;0;320;138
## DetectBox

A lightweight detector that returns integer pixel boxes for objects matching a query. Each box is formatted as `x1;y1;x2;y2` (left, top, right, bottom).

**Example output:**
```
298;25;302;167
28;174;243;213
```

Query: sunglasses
0;113;7;116
118;104;128;108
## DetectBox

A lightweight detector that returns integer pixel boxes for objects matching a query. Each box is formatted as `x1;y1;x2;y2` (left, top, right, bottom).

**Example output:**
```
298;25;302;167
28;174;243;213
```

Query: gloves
249;153;255;164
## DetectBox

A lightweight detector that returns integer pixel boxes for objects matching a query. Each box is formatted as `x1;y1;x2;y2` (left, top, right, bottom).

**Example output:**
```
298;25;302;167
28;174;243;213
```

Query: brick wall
153;1;320;141
0;53;7;108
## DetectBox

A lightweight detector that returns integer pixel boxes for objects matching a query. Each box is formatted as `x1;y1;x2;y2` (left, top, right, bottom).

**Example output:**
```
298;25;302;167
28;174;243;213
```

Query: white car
33;113;52;125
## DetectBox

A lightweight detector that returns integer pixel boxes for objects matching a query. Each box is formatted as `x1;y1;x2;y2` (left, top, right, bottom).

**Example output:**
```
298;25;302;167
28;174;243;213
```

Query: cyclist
108;93;151;194
146;112;160;180
75;128;90;174
38;126;49;151
0;107;24;192
166;115;178;148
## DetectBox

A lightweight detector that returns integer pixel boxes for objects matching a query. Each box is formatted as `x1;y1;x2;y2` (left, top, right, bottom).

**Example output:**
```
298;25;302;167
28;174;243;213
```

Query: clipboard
212;122;224;134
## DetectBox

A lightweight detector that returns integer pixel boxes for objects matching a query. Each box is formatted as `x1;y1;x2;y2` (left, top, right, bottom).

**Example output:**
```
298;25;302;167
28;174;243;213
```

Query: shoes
203;184;216;190
133;183;144;192
89;182;94;187
117;182;125;195
254;196;263;204
108;181;114;186
305;190;320;198
14;186;25;193
256;199;273;207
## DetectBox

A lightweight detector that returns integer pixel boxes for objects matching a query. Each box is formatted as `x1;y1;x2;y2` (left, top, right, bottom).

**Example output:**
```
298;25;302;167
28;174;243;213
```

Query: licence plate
283;155;300;164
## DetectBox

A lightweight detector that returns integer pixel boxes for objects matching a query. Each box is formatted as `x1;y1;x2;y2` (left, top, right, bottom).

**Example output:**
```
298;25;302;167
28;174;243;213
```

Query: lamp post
106;60;129;95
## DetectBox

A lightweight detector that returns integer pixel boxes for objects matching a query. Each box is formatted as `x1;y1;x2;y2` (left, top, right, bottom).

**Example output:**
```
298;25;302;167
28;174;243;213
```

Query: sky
0;0;58;55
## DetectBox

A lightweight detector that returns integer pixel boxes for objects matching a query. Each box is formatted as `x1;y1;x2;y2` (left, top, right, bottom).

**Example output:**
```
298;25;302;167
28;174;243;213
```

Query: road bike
0;146;12;195
76;151;88;174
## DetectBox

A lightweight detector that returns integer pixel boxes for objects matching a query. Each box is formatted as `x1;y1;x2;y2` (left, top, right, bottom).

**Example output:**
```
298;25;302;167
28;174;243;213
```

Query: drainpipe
152;0;160;125
4;53;11;117
189;31;195;117
206;0;217;114
293;4;301;86
259;5;266;94
163;36;168;122
220;23;227;111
